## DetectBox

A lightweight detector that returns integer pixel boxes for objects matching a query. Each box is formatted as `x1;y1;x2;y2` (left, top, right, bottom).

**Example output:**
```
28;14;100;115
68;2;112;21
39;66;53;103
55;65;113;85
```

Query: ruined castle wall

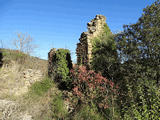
76;15;106;66
48;48;57;79
48;48;72;81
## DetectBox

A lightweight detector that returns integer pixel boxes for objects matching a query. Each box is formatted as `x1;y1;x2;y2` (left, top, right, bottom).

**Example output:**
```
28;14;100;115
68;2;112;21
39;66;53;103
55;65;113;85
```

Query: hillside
0;49;58;120
0;1;159;118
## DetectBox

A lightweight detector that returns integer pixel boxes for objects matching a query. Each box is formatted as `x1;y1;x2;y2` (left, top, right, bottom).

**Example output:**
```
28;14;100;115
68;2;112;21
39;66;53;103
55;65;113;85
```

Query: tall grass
29;76;54;97
51;93;68;119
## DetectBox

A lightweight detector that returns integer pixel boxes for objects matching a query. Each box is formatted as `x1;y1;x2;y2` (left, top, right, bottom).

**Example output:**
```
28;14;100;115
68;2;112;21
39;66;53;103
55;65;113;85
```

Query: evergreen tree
115;0;160;118
116;0;160;84
91;24;119;81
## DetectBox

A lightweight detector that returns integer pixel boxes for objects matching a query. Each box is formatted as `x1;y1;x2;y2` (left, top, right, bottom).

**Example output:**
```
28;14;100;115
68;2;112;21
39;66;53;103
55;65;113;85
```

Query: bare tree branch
13;32;37;55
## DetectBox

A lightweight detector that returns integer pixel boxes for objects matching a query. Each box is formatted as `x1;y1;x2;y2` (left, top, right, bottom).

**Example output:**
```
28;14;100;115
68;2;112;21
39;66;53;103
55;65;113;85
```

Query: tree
116;0;160;84
115;0;160;118
13;32;37;55
91;23;119;82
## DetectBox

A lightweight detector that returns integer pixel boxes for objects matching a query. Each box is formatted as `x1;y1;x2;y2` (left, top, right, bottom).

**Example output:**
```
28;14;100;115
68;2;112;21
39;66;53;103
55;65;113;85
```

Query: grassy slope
0;48;47;72
0;49;104;120
0;49;67;120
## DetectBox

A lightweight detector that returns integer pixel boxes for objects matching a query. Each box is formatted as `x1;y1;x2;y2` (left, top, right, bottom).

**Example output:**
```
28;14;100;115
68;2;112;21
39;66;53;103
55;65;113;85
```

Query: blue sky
0;0;156;62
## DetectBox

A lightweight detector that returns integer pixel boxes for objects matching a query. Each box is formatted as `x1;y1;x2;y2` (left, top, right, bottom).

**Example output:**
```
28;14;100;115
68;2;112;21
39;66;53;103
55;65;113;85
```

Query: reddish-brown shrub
70;66;117;109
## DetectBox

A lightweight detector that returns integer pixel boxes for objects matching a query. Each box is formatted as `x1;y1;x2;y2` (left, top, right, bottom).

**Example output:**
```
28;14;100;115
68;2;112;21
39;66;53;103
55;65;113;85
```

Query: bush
114;1;160;118
91;23;119;82
49;48;72;89
70;66;118;119
51;93;68;119
1;49;27;64
73;104;104;120
29;76;53;96
121;82;160;120
91;34;119;81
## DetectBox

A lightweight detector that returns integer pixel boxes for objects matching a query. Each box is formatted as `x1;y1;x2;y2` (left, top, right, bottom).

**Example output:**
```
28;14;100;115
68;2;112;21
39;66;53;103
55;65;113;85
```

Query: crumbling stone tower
76;15;106;66
48;48;72;81
48;48;57;79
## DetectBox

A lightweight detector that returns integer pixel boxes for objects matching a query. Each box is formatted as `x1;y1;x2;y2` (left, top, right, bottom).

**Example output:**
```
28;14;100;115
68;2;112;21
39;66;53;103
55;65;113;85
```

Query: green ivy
50;48;72;89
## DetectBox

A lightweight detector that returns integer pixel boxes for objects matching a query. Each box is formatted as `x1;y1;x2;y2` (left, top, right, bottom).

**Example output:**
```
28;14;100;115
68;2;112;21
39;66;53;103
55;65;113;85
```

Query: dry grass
17;78;61;120
0;48;68;120
0;48;47;74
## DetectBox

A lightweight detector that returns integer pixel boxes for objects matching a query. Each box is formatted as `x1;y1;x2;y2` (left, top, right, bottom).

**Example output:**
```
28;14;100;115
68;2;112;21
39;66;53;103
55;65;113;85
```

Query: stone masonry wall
48;48;57;79
76;15;106;67
48;48;72;81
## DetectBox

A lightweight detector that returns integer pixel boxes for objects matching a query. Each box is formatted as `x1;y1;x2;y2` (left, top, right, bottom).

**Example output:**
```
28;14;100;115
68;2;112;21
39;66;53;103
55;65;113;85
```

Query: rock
0;99;33;120
63;91;75;113
0;62;43;97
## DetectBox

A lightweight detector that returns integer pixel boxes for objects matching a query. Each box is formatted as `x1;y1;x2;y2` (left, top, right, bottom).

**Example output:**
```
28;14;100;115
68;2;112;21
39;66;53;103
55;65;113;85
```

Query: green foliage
0;51;3;67
116;0;160;84
91;23;112;45
122;82;160;120
90;1;160;119
102;23;112;38
1;49;27;64
70;66;119;119
91;23;119;81
50;48;72;89
29;76;53;96
56;49;72;82
73;104;104;120
114;0;160;119
51;93;68;119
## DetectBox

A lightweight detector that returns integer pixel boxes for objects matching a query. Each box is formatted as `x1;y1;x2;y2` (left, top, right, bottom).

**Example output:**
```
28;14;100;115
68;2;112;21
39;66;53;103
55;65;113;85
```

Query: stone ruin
48;48;72;80
48;48;57;79
48;15;107;74
76;15;106;67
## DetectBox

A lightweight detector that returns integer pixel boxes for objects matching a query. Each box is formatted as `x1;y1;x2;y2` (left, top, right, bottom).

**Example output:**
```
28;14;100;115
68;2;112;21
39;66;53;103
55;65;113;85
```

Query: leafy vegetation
45;1;160;119
1;0;159;119
49;48;73;89
73;104;105;120
88;0;160;119
91;34;119;81
1;49;27;64
70;65;119;119
51;93;68;119
114;0;160;118
29;76;54;96
0;48;47;72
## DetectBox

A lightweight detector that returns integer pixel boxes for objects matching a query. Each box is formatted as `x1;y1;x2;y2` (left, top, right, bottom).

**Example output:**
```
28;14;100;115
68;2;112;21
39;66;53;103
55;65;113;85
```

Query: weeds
29;76;54;97
51;93;68;119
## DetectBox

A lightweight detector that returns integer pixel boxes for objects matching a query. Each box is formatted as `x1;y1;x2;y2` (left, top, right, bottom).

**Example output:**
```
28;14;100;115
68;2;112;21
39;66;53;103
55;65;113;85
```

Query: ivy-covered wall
48;48;72;87
76;15;107;67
